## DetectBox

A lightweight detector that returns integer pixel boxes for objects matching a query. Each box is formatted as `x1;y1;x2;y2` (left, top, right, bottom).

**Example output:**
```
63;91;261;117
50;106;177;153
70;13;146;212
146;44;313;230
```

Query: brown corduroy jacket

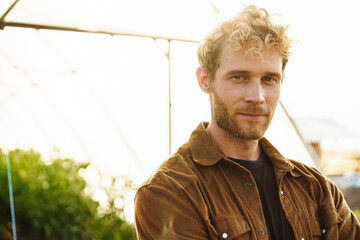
135;122;360;239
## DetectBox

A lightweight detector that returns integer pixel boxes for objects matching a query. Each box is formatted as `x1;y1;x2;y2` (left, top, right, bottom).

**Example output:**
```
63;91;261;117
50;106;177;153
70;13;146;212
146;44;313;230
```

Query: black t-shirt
229;152;295;240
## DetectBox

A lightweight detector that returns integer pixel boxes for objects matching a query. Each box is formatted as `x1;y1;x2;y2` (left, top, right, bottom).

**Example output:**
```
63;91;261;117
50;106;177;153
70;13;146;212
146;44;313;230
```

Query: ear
281;72;285;83
196;66;211;93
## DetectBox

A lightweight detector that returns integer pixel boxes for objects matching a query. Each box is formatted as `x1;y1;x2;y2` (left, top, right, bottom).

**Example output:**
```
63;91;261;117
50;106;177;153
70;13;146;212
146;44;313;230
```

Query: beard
211;90;275;140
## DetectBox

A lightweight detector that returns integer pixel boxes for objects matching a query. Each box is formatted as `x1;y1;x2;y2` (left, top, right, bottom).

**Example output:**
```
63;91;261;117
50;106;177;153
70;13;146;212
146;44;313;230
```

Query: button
246;183;252;188
322;229;326;234
280;190;284;195
222;232;228;239
260;229;265;235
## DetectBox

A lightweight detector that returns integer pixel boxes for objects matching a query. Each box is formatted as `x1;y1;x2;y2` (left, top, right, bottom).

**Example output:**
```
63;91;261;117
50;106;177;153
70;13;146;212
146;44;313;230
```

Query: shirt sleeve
134;184;211;240
328;179;360;239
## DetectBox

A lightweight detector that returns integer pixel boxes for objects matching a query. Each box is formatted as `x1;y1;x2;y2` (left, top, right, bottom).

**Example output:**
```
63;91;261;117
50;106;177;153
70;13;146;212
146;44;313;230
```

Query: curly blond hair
197;5;293;81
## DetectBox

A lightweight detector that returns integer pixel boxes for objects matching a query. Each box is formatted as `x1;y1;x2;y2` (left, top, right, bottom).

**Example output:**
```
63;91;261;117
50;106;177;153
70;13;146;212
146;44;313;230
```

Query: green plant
0;149;137;240
353;209;360;221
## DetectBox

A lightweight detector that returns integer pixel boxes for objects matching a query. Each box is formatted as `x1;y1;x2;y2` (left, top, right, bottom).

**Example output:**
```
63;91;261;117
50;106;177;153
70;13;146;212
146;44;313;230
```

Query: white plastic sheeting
0;0;317;187
1;0;217;42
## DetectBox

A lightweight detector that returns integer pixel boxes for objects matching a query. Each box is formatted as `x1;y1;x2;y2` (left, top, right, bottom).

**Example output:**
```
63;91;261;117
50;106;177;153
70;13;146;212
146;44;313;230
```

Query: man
135;5;360;240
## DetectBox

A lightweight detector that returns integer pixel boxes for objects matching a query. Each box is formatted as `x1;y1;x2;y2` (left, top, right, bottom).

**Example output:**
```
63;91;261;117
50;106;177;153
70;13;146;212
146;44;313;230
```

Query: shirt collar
259;138;296;172
189;122;226;166
189;122;297;174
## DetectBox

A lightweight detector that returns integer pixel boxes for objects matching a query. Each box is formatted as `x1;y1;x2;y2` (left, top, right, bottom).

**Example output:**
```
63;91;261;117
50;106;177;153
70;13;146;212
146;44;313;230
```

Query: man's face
210;46;283;140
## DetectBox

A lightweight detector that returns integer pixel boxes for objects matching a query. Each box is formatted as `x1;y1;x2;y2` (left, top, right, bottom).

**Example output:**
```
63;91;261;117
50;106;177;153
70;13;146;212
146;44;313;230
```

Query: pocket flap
320;205;343;227
212;214;251;239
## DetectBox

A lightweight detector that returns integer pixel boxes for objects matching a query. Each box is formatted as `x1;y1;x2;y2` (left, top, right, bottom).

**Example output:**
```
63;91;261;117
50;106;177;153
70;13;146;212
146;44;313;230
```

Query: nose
244;80;265;104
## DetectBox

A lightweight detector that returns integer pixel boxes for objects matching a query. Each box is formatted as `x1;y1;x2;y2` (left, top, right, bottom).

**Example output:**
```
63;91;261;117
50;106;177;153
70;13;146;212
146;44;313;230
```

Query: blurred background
1;0;359;239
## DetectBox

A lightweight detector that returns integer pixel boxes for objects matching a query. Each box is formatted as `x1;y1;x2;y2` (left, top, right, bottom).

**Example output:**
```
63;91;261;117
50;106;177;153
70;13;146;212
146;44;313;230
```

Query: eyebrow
264;72;282;79
226;70;249;75
224;70;250;77
225;70;282;78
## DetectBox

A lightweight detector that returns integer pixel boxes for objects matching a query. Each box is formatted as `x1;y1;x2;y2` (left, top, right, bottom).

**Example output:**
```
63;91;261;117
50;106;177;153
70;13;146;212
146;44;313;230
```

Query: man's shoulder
287;158;328;183
139;141;199;193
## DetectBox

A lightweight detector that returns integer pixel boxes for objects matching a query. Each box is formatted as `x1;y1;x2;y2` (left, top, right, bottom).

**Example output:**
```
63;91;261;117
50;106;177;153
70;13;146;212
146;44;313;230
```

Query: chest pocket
212;214;251;240
309;205;343;239
321;205;342;227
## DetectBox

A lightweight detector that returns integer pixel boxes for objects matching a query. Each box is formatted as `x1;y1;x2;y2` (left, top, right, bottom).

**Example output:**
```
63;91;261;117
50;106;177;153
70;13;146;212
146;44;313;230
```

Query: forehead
217;46;283;74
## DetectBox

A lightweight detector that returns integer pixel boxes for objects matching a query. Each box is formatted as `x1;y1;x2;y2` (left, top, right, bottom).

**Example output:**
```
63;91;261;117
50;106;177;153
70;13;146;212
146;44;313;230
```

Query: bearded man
134;5;360;240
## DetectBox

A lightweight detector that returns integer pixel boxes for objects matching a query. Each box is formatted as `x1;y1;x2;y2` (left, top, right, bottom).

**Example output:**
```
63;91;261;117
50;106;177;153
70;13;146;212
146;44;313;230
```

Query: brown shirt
135;122;360;239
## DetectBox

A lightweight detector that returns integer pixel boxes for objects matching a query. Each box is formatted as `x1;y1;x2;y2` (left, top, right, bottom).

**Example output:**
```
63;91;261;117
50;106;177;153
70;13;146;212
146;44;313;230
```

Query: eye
232;75;246;81
262;76;275;82
262;76;279;83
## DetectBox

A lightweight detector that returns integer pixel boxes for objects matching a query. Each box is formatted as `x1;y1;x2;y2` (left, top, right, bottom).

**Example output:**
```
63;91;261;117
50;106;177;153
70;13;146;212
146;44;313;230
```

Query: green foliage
0;149;137;240
353;209;360;221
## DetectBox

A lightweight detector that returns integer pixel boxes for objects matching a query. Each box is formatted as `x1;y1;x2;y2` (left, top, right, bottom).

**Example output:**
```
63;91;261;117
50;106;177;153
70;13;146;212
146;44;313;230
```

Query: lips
237;113;265;120
235;109;269;120
233;105;269;120
239;112;266;116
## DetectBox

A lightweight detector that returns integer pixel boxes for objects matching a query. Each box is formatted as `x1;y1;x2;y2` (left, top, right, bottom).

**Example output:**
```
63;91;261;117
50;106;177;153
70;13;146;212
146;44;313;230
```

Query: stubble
211;90;274;140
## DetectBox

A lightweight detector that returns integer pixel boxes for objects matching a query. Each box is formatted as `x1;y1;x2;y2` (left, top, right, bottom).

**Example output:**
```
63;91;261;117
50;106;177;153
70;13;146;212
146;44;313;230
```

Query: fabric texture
135;122;360;240
230;154;295;240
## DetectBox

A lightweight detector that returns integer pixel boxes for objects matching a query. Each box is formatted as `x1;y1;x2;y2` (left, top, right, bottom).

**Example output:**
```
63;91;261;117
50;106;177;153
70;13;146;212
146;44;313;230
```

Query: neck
206;121;261;161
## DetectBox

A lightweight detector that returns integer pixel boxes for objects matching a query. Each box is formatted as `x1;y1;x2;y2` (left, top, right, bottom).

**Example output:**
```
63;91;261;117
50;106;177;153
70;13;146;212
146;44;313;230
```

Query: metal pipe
0;0;20;25
0;21;200;43
6;153;17;240
168;40;172;155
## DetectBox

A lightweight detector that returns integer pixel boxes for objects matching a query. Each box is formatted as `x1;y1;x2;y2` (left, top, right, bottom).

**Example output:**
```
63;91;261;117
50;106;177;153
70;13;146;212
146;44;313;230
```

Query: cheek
265;87;281;106
215;86;240;104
